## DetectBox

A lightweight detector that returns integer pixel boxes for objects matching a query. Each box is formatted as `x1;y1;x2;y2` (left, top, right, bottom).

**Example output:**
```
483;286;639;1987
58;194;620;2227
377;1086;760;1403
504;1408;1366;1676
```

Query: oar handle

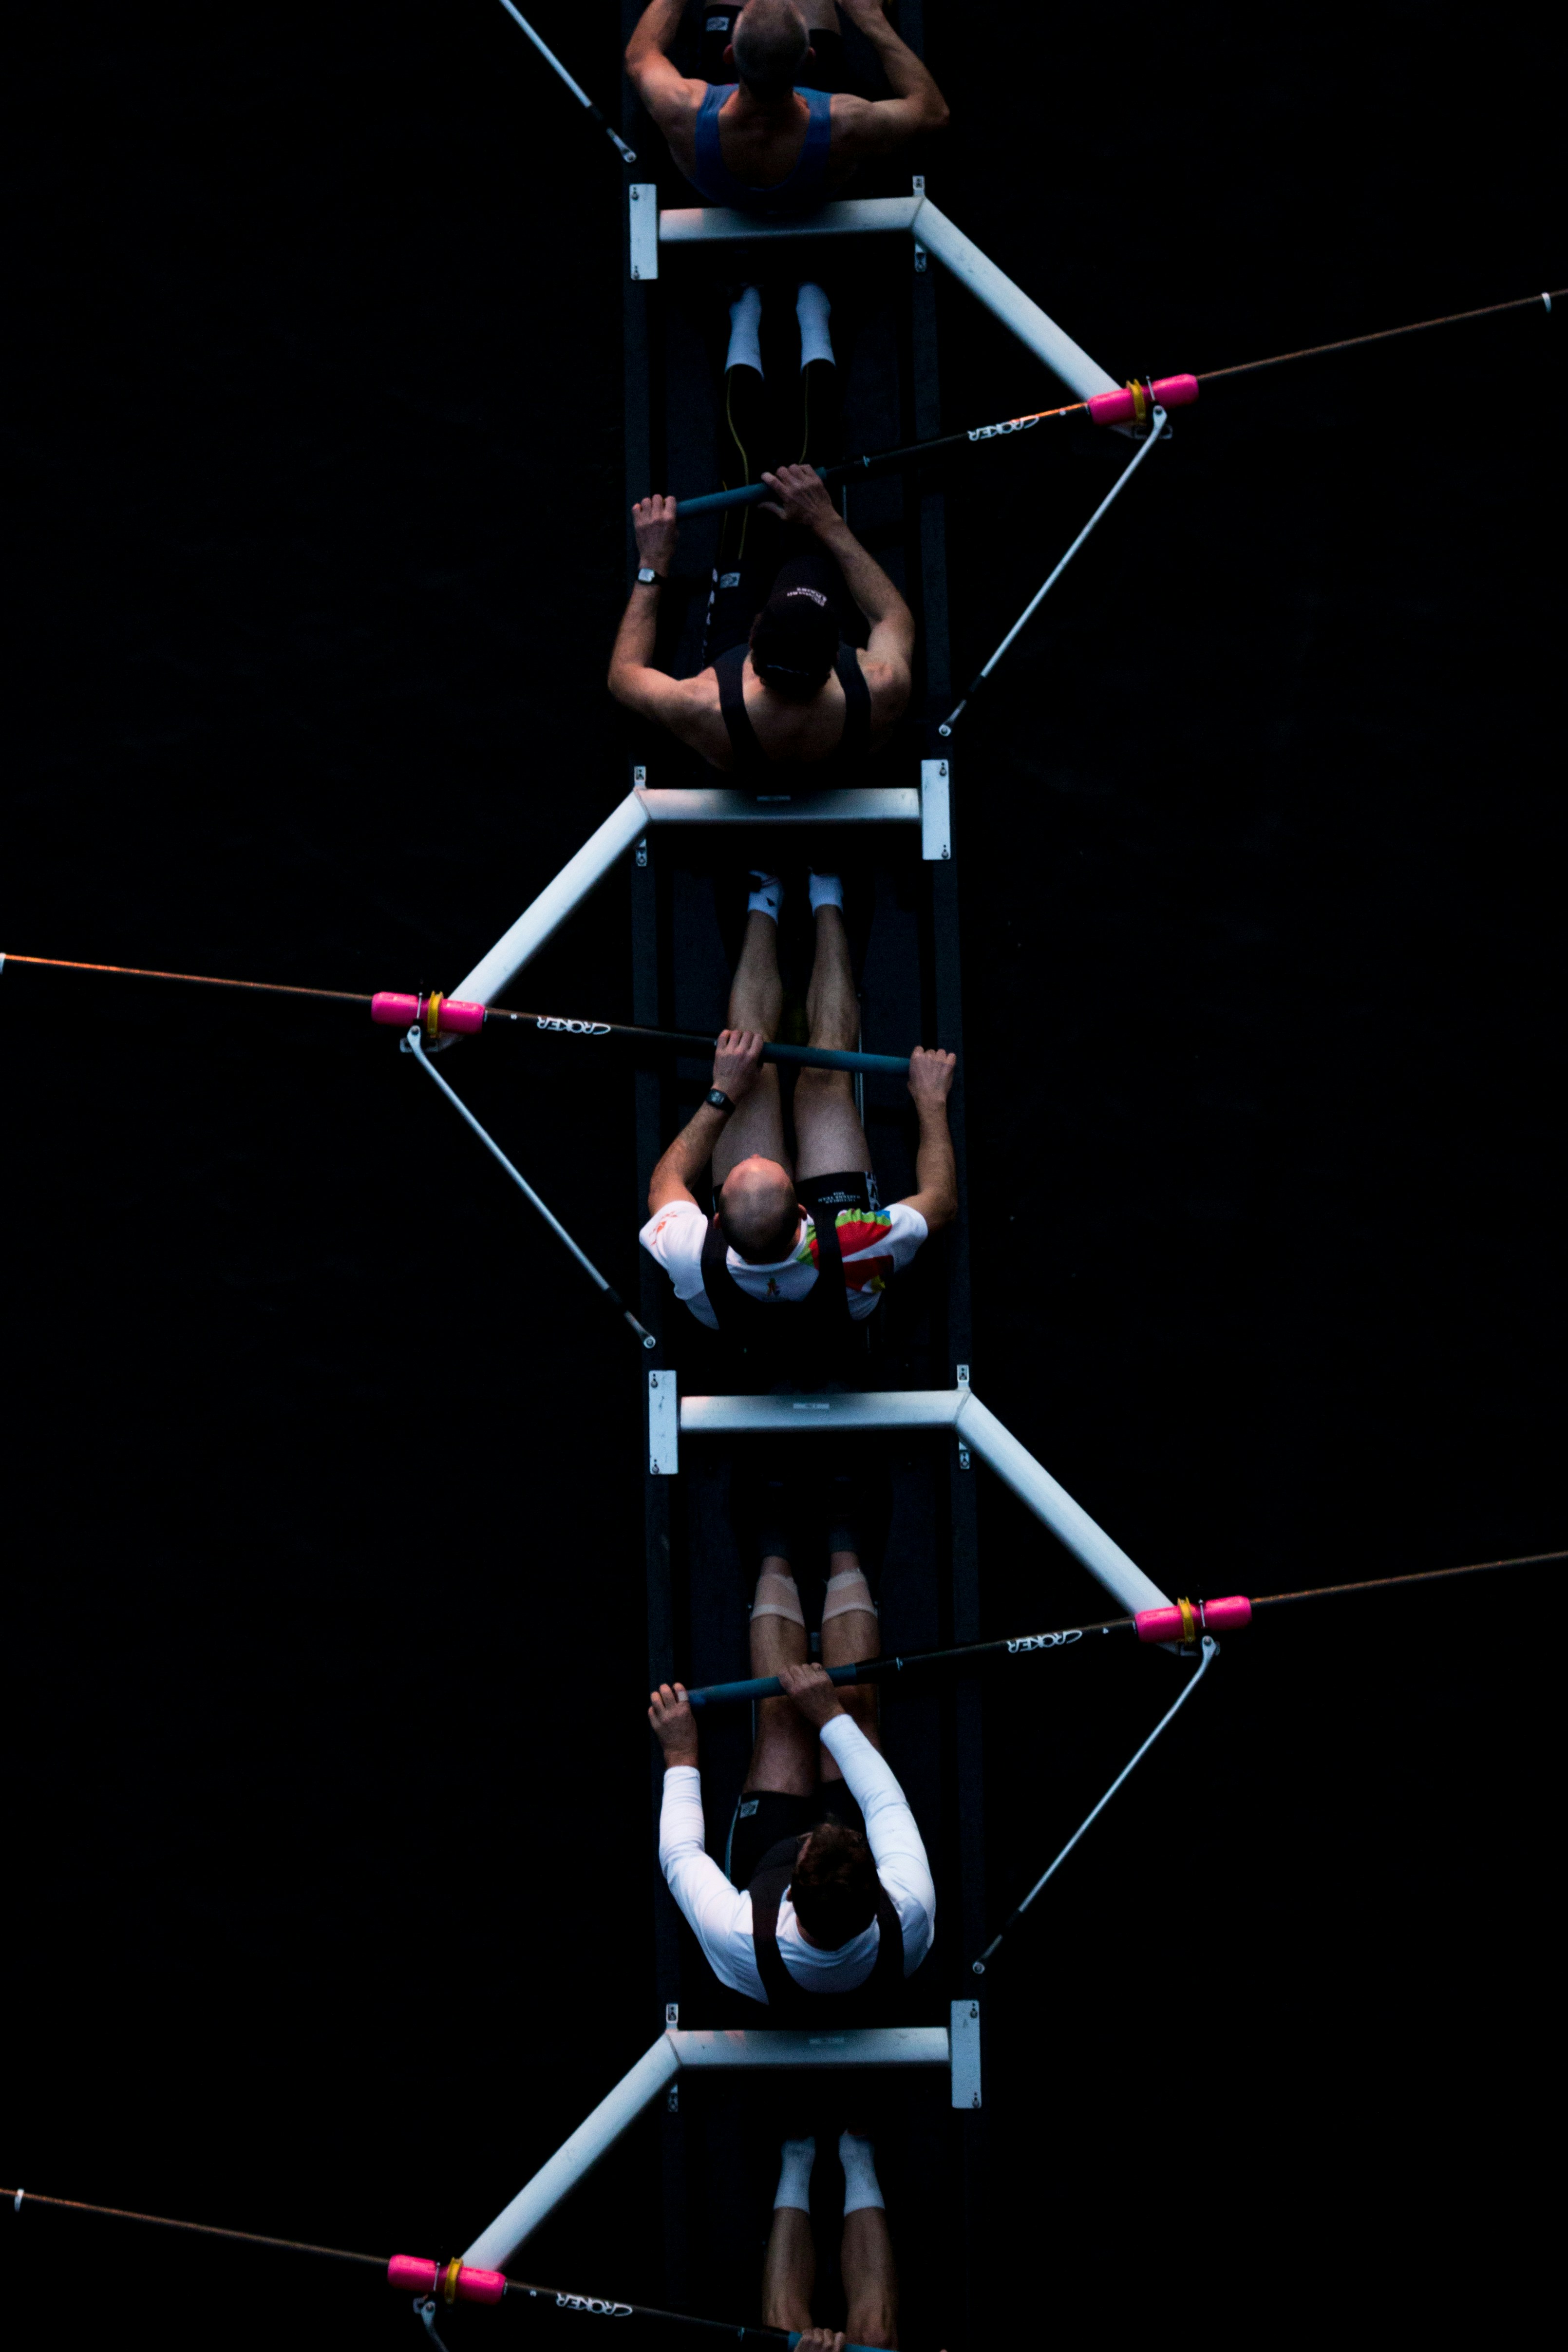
763;1042;909;1077
675;466;829;520
688;1661;873;1710
789;2337;885;2352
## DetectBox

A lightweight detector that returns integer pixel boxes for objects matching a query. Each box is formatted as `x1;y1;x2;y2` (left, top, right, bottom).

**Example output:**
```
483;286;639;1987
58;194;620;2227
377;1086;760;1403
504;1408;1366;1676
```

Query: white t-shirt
639;1196;929;1330
658;1714;936;2004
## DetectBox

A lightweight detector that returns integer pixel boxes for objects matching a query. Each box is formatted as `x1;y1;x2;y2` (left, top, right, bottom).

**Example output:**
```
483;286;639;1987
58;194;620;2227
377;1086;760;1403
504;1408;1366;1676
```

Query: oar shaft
494;0;636;163
490;1007;910;1076
686;1618;1134;1707
8;958;915;1076
675;403;1082;517
3;952;368;1009
1252;1548;1565;1610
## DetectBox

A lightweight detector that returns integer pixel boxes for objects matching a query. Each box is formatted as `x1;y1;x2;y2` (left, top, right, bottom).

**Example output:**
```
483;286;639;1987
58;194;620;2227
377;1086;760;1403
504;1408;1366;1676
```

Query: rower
638;883;956;1367
610;461;914;779
624;0;949;217
648;1489;934;2013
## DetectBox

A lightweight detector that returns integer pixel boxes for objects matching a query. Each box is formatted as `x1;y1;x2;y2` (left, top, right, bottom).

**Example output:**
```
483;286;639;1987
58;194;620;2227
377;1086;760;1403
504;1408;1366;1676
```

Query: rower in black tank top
714;638;871;784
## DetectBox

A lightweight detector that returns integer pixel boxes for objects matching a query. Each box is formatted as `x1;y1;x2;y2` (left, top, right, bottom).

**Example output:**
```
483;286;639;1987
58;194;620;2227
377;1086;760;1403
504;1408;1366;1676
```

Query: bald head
731;0;810;101
718;1156;800;1263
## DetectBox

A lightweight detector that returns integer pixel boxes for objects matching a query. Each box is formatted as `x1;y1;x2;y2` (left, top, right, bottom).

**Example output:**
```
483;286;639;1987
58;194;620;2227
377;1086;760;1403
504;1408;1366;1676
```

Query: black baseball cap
751;581;838;695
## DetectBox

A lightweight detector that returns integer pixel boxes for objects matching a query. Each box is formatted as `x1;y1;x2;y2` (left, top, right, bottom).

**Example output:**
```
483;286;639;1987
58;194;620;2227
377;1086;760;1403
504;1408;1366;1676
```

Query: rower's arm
830;0;950;154
608;490;712;740
898;1049;959;1233
625;0;705;129
648;1031;769;1214
814;512;916;680
607;575;687;721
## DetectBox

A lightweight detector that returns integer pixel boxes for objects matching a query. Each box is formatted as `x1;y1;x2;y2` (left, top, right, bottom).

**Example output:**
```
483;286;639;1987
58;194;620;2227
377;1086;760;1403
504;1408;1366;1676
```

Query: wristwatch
705;1087;736;1117
636;565;668;587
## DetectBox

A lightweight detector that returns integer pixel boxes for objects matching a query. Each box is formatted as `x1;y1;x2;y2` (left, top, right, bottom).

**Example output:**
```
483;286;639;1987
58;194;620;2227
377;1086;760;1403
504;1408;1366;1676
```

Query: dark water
7;5;1560;2346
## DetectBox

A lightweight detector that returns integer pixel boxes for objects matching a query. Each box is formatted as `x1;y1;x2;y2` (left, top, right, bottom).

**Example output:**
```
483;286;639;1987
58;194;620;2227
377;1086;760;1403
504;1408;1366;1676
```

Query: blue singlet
688;83;834;215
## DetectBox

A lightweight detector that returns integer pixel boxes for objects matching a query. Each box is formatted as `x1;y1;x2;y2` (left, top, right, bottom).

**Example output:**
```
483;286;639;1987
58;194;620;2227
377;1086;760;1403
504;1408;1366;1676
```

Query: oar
673;286;1563;518
682;1548;1565;1707
0;956;915;1077
493;0;636;166
4;2186;883;2351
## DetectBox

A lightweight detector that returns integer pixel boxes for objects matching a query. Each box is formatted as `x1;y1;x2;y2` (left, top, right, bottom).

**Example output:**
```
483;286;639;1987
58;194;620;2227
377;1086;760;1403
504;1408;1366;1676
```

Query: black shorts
725;1782;868;1890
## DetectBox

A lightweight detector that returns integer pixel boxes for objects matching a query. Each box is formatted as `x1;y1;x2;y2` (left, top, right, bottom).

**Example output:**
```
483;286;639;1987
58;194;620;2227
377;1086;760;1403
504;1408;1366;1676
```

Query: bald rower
624;0;949;217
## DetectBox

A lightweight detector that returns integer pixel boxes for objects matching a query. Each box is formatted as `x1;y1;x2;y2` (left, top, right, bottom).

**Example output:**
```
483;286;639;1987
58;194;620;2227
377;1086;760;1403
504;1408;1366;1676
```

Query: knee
793;1066;855;1109
762;2299;815;2335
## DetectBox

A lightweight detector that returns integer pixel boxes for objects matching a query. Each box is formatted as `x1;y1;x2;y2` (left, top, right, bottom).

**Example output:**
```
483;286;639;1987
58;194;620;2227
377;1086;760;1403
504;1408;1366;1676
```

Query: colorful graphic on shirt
804;1210;895;1293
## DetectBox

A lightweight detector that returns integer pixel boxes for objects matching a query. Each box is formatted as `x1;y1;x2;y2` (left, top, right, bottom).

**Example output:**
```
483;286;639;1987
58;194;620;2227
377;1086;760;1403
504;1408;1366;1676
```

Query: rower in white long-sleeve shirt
648;1518;934;2011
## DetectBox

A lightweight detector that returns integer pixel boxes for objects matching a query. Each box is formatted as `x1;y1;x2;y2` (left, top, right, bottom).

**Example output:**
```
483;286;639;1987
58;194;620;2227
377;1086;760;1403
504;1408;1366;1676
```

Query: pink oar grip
369;992;488;1035
1134;1595;1252;1643
387;2256;507;2305
1086;373;1200;426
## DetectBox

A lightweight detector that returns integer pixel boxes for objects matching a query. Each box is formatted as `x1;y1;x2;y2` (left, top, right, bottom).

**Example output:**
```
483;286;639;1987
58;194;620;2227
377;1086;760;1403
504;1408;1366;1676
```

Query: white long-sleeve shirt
658;1714;936;2004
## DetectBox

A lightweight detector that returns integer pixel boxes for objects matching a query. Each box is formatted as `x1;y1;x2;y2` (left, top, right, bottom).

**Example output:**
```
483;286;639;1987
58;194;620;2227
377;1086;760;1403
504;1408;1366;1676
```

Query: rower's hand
793;2334;847;2352
758;463;837;533
649;1682;699;1768
777;1660;846;1728
712;1027;766;1104
907;1045;956;1107
632;493;679;574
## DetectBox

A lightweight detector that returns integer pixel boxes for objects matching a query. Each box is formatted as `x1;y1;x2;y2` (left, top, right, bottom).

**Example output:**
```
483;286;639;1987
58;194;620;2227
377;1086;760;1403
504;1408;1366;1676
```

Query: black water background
6;5;1561;2344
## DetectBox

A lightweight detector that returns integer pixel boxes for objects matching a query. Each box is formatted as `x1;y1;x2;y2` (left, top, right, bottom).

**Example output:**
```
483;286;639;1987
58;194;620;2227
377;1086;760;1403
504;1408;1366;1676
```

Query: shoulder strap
805;1205;852;1326
749;1847;802;2010
700;1211;749;1335
715;645;765;778
751;1862;906;2012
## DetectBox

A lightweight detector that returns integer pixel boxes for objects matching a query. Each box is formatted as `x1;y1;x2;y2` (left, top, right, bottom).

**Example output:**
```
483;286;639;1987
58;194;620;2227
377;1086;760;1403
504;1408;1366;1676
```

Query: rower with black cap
608;462;914;778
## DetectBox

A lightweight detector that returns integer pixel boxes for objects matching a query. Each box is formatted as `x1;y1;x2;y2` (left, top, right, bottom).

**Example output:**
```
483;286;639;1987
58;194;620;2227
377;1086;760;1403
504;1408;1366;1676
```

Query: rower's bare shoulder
669;668;733;763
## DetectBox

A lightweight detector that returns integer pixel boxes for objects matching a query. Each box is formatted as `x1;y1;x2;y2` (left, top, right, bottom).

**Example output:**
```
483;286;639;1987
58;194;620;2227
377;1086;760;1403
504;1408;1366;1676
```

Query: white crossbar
680;1390;962;1435
462;2026;950;2268
670;2026;949;2069
659;196;924;243
652;192;1116;400
678;1388;1170;1614
635;785;920;825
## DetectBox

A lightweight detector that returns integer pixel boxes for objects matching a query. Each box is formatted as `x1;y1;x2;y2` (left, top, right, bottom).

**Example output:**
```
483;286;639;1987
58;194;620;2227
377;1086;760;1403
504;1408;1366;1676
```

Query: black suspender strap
749;1838;906;2014
716;645;765;778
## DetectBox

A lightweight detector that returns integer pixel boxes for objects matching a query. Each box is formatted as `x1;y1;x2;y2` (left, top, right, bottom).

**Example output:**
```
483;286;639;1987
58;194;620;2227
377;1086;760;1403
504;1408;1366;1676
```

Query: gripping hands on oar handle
677;467;828;520
689;1661;868;1710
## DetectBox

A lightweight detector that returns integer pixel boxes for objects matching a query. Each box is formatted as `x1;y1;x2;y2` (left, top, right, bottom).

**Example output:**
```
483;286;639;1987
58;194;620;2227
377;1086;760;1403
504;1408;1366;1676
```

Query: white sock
774;2135;816;2214
808;869;843;915
747;871;783;923
796;281;834;371
726;285;763;378
838;2130;884;2216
